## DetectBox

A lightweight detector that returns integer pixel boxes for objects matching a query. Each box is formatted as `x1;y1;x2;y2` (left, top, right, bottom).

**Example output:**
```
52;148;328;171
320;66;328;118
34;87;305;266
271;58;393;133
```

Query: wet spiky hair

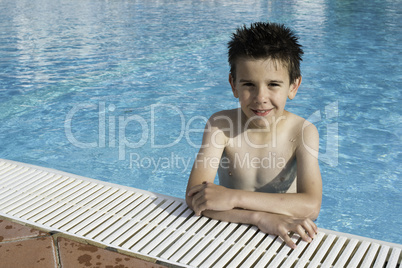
228;22;303;83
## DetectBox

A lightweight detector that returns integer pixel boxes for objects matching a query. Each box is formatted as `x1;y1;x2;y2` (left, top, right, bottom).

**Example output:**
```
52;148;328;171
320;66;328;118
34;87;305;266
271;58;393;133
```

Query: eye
242;82;254;87
269;82;280;87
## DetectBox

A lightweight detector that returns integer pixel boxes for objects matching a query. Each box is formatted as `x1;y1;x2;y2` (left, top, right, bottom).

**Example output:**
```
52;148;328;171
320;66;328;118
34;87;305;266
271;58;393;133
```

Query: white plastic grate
0;159;401;267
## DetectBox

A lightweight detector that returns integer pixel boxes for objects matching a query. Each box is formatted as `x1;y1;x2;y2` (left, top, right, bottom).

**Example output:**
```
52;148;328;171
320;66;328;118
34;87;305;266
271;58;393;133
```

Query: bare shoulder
208;108;240;130
209;109;238;121
284;111;317;134
284;111;319;158
202;109;240;147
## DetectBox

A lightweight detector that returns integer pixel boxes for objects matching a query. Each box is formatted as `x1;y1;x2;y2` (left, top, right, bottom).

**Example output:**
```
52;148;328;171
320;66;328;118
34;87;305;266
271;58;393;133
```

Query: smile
251;109;272;116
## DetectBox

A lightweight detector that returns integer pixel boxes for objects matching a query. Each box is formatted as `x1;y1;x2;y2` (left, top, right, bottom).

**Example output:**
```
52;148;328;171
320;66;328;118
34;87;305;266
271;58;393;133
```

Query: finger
187;184;206;196
296;224;312;243
312;221;318;234
191;194;202;216
187;185;203;197
192;200;203;216
281;232;297;249
192;192;208;216
308;218;318;233
301;219;317;239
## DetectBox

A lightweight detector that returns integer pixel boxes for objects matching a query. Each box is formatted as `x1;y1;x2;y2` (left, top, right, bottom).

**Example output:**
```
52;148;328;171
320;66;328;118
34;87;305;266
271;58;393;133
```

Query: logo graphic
303;101;338;167
65;101;339;168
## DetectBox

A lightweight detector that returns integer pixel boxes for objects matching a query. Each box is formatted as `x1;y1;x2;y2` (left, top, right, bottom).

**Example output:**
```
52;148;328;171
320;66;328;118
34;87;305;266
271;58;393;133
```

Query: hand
187;182;236;216
255;212;318;249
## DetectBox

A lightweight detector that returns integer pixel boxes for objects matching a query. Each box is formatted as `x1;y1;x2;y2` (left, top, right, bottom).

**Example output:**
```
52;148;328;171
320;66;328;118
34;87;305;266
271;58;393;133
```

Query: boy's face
229;58;301;129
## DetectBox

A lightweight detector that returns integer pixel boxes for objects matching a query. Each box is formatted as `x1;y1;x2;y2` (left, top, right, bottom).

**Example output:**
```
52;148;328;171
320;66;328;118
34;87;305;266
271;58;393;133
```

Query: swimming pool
0;0;400;245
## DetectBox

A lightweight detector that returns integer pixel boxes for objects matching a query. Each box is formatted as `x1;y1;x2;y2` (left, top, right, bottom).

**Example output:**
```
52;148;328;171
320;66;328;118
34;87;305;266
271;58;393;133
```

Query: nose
254;86;269;104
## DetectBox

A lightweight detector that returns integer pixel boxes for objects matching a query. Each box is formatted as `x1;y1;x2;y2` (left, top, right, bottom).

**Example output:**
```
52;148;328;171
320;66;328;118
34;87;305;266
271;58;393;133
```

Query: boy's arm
189;123;322;219
186;118;320;248
185;113;227;210
200;209;317;249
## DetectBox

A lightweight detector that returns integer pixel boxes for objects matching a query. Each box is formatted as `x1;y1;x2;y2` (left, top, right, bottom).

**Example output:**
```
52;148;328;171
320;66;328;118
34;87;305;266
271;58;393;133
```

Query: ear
288;76;302;100
229;73;239;98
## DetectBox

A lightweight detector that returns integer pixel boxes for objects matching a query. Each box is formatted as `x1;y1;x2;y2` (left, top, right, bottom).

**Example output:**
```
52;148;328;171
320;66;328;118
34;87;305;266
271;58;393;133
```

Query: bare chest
218;133;297;192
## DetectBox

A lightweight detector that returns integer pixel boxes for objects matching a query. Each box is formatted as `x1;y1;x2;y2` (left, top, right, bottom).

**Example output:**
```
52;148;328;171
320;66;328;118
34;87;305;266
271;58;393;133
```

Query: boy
186;22;322;249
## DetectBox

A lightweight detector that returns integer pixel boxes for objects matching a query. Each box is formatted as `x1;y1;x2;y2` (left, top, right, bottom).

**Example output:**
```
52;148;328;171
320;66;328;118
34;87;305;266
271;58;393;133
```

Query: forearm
187;182;321;219
234;191;321;219
201;209;259;226
187;193;259;225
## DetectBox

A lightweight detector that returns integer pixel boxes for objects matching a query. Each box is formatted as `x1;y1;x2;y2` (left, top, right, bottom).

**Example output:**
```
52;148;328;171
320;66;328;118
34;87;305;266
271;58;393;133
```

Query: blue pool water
0;0;401;244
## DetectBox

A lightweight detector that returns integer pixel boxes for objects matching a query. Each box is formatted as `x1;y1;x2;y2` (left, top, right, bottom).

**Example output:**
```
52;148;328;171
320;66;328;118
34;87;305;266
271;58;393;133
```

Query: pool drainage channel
0;159;401;267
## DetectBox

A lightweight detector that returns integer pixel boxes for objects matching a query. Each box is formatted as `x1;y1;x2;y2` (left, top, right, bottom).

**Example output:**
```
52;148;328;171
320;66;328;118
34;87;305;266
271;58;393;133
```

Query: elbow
297;199;321;220
310;206;321;221
303;193;322;220
307;201;321;221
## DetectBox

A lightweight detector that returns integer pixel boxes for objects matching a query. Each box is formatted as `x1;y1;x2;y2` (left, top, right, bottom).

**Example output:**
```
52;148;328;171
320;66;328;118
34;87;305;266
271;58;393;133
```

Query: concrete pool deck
0;217;167;267
0;159;401;267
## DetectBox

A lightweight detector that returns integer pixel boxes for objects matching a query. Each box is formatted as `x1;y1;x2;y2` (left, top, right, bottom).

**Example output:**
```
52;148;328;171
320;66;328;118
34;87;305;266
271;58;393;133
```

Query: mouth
251;108;273;116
